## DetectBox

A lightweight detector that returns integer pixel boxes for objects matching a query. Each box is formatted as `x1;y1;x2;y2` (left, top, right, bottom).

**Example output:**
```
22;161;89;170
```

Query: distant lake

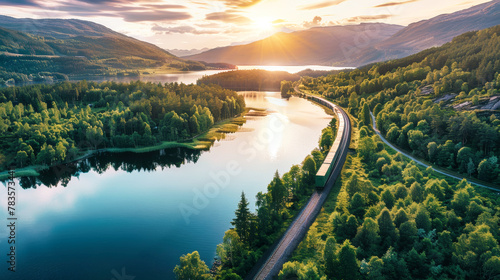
237;65;353;73
69;69;231;85
0;91;332;280
66;65;350;85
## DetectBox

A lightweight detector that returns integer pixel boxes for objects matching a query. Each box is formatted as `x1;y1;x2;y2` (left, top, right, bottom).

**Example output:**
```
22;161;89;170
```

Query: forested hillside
268;24;500;280
283;126;500;280
302;25;500;184
355;0;500;65
0;81;245;171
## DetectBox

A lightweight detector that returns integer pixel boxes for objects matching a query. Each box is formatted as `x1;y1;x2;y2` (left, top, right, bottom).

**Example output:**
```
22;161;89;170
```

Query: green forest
276;24;500;280
282;122;500;280
173;25;500;280
0;81;245;172
301;25;500;185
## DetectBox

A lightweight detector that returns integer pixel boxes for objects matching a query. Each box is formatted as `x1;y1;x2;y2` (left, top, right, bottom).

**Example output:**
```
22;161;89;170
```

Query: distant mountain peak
184;22;404;67
185;1;500;67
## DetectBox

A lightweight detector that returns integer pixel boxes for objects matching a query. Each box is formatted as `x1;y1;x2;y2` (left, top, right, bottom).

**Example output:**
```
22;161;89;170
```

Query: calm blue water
0;92;332;280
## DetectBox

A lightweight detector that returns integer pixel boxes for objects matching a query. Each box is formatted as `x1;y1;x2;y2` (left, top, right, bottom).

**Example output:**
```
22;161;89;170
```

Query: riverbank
0;116;246;181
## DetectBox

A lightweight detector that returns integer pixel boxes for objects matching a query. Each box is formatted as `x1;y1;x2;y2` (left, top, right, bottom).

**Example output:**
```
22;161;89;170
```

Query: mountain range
185;23;404;67
1;0;499;78
0;15;205;75
185;0;500;67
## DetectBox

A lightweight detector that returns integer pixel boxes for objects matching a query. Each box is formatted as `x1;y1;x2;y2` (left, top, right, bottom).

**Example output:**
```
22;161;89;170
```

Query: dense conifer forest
302;25;500;184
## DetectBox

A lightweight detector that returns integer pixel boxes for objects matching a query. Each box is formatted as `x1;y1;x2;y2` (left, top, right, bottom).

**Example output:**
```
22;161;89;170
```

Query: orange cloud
299;0;348;10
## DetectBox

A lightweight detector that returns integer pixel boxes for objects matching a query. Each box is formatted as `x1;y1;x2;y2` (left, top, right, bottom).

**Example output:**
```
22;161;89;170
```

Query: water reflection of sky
0;92;332;280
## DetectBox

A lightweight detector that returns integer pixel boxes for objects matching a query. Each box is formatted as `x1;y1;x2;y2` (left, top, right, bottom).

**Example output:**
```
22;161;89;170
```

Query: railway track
249;94;351;280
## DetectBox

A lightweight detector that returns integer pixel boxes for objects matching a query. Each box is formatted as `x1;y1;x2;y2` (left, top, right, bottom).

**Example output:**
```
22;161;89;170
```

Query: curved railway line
248;94;351;280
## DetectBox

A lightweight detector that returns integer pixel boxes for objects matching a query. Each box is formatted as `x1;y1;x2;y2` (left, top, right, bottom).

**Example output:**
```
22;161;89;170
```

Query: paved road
370;111;499;192
249;97;351;280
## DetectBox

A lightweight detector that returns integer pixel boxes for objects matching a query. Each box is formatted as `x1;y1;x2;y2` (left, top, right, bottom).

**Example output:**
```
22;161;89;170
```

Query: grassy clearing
342;110;359;151
105;140;211;153
0;167;41;180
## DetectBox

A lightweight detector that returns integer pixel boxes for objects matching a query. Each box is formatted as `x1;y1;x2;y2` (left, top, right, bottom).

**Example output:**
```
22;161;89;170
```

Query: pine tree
270;171;286;212
377;208;397;251
360;102;371;126
324;237;339;280
231;192;250;243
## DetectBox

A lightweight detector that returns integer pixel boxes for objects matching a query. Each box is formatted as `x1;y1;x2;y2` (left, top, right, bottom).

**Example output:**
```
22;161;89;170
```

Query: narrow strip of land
370;111;499;192
249;97;351;280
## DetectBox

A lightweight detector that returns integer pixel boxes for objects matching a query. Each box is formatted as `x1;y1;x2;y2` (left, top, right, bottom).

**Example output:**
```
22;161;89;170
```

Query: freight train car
306;95;346;190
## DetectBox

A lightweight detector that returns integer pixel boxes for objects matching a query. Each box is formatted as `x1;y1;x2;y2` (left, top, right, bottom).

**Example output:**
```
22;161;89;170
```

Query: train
305;95;346;190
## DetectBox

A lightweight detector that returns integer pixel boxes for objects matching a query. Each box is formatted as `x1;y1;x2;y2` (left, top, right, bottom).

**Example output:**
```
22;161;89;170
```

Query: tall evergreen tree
302;156;317;185
269;171;287;212
324;236;339;280
377;208;398;251
338;240;360;280
231;192;250;243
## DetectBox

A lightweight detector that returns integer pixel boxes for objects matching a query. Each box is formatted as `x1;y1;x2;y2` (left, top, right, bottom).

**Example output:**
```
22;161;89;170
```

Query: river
0;91;332;279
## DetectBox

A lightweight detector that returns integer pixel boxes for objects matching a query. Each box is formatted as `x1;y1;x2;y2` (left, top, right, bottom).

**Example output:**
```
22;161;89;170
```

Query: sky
0;0;493;50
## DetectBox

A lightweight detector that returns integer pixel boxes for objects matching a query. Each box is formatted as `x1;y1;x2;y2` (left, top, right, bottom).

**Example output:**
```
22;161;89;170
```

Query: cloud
205;11;252;24
55;3;131;13
0;0;39;6
121;11;192;22
345;14;392;22
272;19;286;24
299;0;347;10
142;4;187;9
196;22;222;28
219;0;262;8
303;16;323;28
74;0;126;4
374;0;419;8
151;24;219;35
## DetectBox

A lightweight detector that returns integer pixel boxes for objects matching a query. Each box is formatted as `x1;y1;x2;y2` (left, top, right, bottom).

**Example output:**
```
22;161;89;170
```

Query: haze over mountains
185;0;500;67
357;0;500;65
167;48;210;57
185;23;404;67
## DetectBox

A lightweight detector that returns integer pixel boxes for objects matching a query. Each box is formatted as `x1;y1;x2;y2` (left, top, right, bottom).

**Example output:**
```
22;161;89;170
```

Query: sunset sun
253;18;273;31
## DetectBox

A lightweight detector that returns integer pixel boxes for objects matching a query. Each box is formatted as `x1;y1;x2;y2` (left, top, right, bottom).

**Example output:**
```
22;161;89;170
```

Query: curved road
249;95;351;280
370;111;499;192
